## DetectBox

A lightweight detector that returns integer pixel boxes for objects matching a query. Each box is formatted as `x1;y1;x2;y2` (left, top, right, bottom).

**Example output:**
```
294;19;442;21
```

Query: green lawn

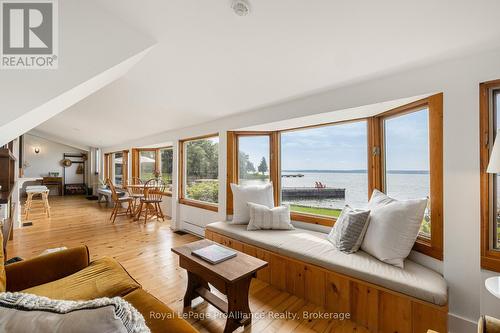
290;204;341;218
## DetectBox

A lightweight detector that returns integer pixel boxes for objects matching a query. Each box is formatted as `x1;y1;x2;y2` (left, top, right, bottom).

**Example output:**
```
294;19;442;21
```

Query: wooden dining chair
137;179;166;224
127;177;144;213
107;179;133;223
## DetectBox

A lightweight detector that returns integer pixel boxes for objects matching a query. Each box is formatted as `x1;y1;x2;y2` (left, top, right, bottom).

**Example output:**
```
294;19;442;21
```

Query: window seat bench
205;221;448;332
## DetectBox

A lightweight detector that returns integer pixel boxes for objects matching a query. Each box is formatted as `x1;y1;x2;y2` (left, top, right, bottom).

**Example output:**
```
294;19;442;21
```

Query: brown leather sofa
1;245;197;333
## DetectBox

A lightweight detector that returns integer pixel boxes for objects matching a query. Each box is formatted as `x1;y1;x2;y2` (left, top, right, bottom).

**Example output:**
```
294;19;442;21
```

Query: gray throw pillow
247;202;294;231
327;205;370;254
0;292;150;333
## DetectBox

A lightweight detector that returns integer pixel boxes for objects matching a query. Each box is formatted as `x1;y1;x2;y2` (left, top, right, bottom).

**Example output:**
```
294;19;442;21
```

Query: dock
282;187;345;200
282;174;304;178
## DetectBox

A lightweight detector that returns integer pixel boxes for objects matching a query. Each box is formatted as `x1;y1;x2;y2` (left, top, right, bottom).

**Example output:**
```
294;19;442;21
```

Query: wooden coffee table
172;239;268;333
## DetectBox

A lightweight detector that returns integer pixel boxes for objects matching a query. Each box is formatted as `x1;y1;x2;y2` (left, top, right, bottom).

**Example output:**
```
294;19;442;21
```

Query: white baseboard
449;313;476;333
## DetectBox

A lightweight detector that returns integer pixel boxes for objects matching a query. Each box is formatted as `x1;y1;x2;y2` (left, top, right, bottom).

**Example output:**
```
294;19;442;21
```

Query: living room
2;1;500;333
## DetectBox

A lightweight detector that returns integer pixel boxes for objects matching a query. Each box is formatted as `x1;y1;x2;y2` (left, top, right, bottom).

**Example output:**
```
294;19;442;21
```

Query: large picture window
381;108;431;238
480;80;500;272
159;147;173;192
238;135;271;186
281;121;368;220
112;152;124;186
228;94;443;259
179;134;219;210
104;150;128;187
131;147;172;194
139;150;157;182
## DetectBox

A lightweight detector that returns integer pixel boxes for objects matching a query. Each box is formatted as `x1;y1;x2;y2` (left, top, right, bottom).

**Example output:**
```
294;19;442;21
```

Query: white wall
101;46;500;331
0;0;155;147
160;197;172;219
24;134;87;191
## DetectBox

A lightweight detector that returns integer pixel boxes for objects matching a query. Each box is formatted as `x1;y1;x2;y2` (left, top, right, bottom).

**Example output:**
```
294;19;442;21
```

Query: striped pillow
327;205;370;253
247;202;294;231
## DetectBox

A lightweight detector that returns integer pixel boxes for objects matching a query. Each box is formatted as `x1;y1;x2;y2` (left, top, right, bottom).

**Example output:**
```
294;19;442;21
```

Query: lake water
243;171;429;210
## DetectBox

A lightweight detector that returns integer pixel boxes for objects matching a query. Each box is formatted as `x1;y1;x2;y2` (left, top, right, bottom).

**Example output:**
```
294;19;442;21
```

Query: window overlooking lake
227;94;443;259
280;121;368;218
139;150;156;182
113;152;123;186
183;136;219;204
159;147;173;192
238;136;270;186
383;108;431;238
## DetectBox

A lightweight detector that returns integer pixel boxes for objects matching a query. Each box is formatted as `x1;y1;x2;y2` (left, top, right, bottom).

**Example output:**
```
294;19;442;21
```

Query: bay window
131;147;173;194
139;150;157;182
381;108;431;238
228;93;443;259
281;121;368;223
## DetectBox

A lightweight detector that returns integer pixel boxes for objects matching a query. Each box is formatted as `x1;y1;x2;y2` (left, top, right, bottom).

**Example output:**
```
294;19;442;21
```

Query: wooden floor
8;196;368;333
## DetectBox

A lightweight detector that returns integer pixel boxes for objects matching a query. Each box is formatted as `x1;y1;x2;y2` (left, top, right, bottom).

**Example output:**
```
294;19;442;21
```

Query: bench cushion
206;221;447;306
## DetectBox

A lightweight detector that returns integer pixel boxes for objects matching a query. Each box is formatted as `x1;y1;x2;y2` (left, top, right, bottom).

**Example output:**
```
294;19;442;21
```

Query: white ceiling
237;94;432;132
35;0;500;147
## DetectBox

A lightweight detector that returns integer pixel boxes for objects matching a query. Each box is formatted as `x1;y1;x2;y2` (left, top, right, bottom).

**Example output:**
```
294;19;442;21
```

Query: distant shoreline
282;169;429;175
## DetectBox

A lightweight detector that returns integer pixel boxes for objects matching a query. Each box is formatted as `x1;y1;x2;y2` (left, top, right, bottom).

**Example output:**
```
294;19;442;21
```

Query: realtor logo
1;0;58;69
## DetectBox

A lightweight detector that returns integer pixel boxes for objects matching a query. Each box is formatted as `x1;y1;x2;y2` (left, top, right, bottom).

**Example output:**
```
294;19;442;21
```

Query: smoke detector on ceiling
232;0;250;16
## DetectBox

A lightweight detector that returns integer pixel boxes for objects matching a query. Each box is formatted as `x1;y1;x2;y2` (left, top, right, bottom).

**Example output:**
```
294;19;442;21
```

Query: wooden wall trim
131;149;139;179
270;132;280;207
103;153;111;181
179;198;218;212
122;150;129;188
226;131;236;215
367;117;382;194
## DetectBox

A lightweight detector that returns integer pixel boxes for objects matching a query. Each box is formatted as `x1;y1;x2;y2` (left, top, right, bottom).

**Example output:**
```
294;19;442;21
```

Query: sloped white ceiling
35;0;500;147
0;0;155;146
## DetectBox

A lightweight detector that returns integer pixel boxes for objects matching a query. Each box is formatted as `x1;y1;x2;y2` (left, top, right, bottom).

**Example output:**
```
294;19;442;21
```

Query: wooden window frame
158;146;173;197
226;131;279;215
132;148;158;180
105;151;129;188
226;93;444;260
279;118;369;227
179;134;219;212
480;80;500;272
131;147;173;196
372;93;444;260
103;153;111;181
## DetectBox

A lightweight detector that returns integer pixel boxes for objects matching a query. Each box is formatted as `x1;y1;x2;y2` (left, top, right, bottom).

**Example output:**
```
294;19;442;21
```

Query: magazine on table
192;244;237;264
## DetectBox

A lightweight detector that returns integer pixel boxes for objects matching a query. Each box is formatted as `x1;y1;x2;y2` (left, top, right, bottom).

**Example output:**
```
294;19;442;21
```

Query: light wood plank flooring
8;196;367;333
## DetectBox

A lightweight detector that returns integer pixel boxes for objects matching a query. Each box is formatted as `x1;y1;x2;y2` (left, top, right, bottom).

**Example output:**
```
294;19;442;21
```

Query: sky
239;136;270;169
239;108;430;171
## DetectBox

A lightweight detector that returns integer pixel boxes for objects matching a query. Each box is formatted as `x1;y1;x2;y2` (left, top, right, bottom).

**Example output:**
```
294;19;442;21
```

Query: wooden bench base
206;230;448;333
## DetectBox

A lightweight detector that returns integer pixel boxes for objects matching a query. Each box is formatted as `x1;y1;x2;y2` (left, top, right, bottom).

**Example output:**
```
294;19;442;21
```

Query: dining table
126;184;161;220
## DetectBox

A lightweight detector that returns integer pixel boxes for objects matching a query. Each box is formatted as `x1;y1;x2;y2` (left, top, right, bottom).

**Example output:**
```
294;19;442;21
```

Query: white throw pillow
247;202;294;231
230;183;274;224
327;205;370;254
361;190;427;268
0;292;150;333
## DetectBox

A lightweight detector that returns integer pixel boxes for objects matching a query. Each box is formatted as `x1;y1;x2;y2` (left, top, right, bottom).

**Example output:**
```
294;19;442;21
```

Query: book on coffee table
192;244;237;264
